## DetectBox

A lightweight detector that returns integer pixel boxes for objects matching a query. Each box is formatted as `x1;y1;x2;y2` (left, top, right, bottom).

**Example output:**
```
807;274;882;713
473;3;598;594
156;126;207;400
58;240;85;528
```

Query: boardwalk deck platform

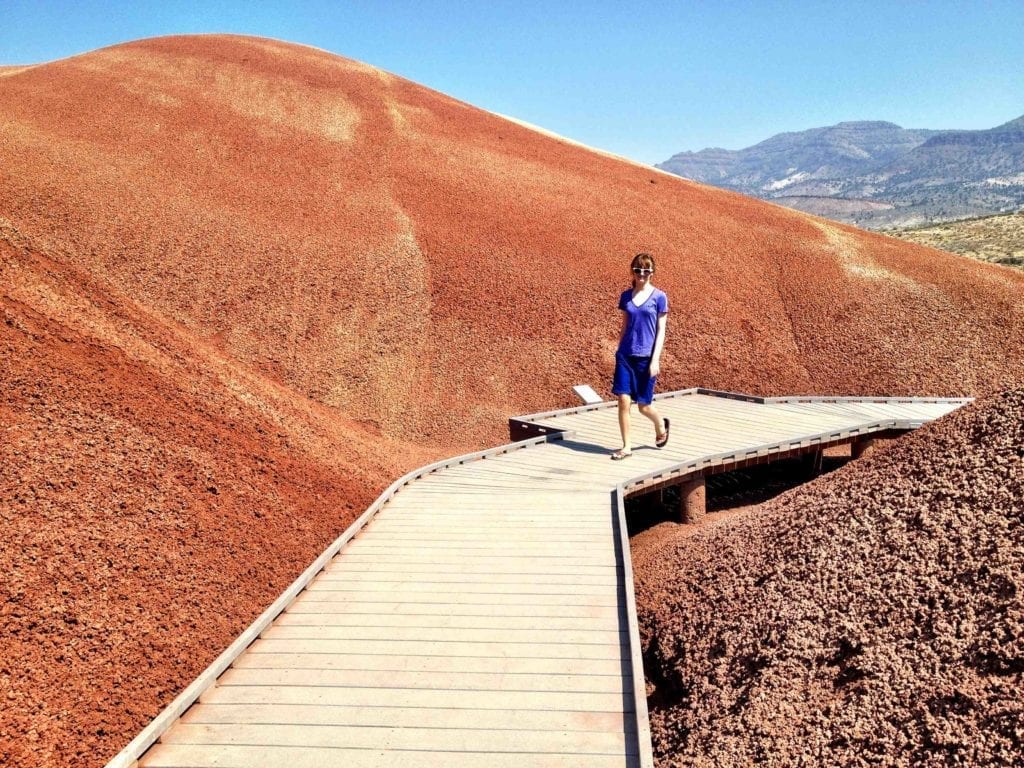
108;389;968;768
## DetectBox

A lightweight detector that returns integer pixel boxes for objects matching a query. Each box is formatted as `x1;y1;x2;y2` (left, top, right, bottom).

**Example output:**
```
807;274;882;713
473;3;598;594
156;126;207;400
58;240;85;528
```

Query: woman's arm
649;313;667;376
619;311;629;345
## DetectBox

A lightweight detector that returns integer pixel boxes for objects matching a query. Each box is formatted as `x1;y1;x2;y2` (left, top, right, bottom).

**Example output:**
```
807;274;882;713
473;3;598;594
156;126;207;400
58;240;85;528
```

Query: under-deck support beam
852;430;905;459
801;448;824;478
680;476;706;524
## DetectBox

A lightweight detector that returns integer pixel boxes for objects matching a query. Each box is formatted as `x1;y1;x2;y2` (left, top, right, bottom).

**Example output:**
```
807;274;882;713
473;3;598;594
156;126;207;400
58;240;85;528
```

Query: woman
610;253;669;459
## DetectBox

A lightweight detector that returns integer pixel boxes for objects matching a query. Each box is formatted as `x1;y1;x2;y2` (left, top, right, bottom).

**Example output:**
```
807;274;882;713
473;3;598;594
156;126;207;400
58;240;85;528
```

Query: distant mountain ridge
657;116;1024;228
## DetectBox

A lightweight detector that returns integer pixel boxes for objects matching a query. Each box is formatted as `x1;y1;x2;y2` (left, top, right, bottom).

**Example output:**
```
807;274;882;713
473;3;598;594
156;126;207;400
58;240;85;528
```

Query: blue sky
2;1;1022;164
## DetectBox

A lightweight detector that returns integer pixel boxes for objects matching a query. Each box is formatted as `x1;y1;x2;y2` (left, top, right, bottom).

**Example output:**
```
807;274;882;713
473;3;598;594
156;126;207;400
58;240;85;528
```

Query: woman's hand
649;359;661;377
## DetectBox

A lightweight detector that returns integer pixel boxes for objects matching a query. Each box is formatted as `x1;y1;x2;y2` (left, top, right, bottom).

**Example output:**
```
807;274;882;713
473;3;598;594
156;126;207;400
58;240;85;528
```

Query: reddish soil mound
0;232;433;766
2;34;1023;435
2;34;1023;767
633;390;1024;766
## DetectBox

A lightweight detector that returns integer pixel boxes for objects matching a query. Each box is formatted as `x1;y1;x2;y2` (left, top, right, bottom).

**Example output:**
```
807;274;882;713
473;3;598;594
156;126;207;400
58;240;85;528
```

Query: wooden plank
346;535;615;547
324;561;620;577
378;504;606;515
678;408;818;436
275;612;621;632
372;508;599;518
217;666;631;694
261;625;627;645
367;516;605;527
281;599;622;618
883;402;941;420
311;573;618;589
409;478;565;492
159;722;637;754
369;507;609;519
546;433;734;457
381;513;605;530
395;488;589;498
416;466;590;482
449;463;615;481
296;589;622;607
296;590;621;606
522;421;646;442
357;531;612;543
181;702;627;731
330;553;616;568
770;401;891;422
394;489;588;499
766;402;889;426
419;504;605;519
359;526;615;539
346;525;613;538
201;684;633;712
339;543;619;559
311;575;622;590
404;481;595;493
697;401;850;432
380;498;604;509
232;651;625;676
334;550;618;565
669;408;833;439
493;454;622;472
332;542;616;561
142;743;637;768
379;500;607;512
230;638;626;659
375;503;611;515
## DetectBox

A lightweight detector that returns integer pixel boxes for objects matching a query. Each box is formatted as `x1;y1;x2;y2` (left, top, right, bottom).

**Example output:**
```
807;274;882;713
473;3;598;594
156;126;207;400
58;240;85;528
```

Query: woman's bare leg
638;402;667;440
617;395;632;452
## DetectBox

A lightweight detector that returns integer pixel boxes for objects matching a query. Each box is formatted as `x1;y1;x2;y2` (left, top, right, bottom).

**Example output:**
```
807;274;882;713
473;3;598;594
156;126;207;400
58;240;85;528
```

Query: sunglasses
632;267;654;275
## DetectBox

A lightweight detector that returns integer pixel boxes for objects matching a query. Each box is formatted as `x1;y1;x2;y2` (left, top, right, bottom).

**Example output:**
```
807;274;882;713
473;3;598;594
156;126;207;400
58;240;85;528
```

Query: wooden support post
680;477;706;524
801;448;824;479
852;436;896;459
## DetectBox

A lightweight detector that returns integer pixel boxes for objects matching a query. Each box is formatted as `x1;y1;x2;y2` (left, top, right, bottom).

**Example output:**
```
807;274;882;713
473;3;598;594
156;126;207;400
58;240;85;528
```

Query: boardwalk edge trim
614;484;656;767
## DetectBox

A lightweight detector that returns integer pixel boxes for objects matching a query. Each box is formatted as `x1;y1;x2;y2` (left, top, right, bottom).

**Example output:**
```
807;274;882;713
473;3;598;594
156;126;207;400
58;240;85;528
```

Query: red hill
1;35;1022;766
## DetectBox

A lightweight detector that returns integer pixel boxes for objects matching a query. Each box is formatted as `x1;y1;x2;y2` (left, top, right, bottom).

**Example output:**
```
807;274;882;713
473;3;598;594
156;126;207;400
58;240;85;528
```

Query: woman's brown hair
631;252;655;287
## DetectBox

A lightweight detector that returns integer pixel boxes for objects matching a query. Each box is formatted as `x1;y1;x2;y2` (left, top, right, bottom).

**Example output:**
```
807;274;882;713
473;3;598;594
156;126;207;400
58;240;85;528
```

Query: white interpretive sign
572;384;603;405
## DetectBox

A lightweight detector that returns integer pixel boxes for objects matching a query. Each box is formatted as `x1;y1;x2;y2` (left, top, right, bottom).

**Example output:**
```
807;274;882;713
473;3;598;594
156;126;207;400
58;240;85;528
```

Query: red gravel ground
633;390;1024;767
1;34;1023;766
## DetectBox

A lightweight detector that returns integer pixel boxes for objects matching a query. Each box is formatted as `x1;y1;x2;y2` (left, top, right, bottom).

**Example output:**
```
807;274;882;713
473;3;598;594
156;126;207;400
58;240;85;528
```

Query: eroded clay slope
0;231;432;766
2;35;1022;448
634;390;1024;766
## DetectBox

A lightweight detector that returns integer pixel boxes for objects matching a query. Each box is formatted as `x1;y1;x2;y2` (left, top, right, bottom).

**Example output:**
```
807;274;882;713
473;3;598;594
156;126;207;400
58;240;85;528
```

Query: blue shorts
612;353;656;405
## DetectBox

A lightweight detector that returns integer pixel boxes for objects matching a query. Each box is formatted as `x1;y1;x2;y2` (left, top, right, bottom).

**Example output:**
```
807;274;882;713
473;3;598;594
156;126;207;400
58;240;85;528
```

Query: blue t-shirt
618;287;668;356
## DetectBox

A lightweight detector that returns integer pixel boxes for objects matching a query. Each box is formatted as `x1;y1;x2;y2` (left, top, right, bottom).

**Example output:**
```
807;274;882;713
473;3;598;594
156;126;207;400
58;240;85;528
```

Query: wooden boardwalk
109;389;968;768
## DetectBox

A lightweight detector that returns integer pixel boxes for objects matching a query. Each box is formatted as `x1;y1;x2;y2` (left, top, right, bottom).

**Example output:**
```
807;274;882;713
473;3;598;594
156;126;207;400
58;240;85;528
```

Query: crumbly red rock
633;390;1024;767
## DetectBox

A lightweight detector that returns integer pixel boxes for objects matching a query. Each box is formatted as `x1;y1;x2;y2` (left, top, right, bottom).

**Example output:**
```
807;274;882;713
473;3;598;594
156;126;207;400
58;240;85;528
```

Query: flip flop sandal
656;418;670;448
610;449;632;460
